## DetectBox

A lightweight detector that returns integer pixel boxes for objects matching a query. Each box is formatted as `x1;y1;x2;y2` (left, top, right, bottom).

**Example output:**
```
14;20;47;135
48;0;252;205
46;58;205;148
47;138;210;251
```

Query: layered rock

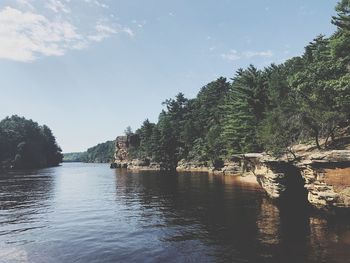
111;135;161;170
176;160;214;173
239;150;350;212
298;150;350;211
176;158;243;175
112;136;129;168
110;133;350;212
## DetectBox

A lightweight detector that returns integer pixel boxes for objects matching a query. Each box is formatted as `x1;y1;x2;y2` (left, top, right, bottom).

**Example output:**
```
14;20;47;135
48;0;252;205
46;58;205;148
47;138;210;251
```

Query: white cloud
88;22;117;42
242;50;273;58
0;1;134;62
45;0;70;13
16;0;34;10
221;49;273;61
132;20;146;29
88;21;134;42
0;6;82;62
221;49;240;61
83;0;109;9
123;27;135;37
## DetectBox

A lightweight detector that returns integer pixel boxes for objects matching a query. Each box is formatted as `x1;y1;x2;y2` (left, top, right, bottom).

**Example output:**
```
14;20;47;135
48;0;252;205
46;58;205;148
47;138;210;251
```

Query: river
0;163;349;263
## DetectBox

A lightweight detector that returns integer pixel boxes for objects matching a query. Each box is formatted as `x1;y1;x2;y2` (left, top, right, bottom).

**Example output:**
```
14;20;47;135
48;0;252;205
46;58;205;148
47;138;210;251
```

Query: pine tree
222;66;267;153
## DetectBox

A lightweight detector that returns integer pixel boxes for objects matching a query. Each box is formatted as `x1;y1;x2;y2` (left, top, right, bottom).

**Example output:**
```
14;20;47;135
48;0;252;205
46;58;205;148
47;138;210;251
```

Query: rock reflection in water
0;164;349;263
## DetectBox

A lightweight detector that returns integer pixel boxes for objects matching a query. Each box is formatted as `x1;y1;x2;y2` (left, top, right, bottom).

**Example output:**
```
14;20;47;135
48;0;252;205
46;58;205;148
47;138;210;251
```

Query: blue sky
0;0;337;152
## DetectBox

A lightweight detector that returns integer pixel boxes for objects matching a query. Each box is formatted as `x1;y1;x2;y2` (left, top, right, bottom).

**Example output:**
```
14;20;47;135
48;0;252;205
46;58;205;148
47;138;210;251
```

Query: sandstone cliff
235;150;350;212
111;134;350;212
110;135;161;170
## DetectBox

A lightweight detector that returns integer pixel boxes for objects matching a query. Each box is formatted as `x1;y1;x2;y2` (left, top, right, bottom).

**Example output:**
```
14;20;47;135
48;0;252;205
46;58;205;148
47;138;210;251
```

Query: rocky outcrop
239;150;350;212
298;150;350;211
128;160;161;171
111;135;161;170
176;160;214;172
110;133;350;212
176;158;243;175
111;159;161;170
113;136;129;168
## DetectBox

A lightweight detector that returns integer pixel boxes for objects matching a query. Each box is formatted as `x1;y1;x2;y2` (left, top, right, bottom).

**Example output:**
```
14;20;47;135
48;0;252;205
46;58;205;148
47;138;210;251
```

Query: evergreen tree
222;66;267;153
0;115;62;169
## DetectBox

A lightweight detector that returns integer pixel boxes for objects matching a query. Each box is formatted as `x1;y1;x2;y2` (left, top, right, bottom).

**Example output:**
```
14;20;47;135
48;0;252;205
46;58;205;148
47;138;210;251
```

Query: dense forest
126;0;350;170
0;115;63;169
63;141;115;163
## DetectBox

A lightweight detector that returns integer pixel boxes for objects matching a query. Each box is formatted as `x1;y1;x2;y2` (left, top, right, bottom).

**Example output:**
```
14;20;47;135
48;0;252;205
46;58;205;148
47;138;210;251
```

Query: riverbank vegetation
126;0;350;169
0;115;63;169
63;141;115;163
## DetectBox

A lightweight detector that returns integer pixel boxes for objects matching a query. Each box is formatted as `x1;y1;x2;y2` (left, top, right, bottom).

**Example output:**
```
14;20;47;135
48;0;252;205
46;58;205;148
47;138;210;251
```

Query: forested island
0;115;63;169
63;141;115;163
119;1;350;171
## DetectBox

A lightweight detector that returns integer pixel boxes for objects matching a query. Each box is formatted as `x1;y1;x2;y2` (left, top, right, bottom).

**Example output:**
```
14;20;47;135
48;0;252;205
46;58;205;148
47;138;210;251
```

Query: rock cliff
238;150;350;212
176;150;350;212
111;136;129;168
110;134;350;212
110;135;161;170
298;150;350;210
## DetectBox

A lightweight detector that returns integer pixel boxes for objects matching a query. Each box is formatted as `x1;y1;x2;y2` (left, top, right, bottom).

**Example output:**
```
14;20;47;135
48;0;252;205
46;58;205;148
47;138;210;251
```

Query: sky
0;0;338;153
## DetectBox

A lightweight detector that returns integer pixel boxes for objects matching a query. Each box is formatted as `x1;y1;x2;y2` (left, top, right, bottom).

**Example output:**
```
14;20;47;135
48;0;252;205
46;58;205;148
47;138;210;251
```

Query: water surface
0;163;349;263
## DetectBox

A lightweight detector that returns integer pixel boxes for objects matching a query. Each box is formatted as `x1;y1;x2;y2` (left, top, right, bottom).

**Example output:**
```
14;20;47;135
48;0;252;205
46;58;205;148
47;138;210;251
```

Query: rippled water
0;163;350;263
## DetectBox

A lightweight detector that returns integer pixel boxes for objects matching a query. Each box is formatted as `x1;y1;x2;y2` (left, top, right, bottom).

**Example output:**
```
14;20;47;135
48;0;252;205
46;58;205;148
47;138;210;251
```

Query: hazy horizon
0;0;337;152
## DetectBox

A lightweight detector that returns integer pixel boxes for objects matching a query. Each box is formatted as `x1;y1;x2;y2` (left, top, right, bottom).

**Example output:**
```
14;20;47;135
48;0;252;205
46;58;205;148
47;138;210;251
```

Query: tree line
63;141;115;163
126;0;350;170
0;115;63;169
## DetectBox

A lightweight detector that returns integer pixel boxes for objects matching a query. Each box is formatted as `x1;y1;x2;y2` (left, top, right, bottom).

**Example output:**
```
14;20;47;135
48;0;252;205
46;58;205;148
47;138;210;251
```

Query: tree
124;126;133;136
136;119;156;159
222;66;268;154
331;0;350;62
332;0;350;31
156;113;179;170
289;35;349;148
122;0;350;165
0;115;62;169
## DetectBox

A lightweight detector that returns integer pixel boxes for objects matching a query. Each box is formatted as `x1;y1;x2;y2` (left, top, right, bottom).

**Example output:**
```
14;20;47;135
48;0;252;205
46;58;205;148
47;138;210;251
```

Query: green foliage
332;0;350;31
0;115;62;169
331;0;350;63
63;152;86;162
222;66;267;154
84;141;115;163
288;35;350;148
135;119;156;159
122;1;350;167
124;126;133;136
259;106;303;158
63;141;115;163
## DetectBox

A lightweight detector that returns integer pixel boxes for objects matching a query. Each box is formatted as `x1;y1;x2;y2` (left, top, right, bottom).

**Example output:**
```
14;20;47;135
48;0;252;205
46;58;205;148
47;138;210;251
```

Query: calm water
0;163;349;263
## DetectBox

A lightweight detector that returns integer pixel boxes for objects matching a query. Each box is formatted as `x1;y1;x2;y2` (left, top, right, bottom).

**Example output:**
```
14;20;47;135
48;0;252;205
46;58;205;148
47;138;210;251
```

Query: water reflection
0;168;55;239
114;169;350;263
0;164;349;263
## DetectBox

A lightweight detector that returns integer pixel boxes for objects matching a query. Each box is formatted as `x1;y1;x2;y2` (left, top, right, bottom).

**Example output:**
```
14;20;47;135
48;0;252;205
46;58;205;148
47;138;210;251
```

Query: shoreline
117;163;260;186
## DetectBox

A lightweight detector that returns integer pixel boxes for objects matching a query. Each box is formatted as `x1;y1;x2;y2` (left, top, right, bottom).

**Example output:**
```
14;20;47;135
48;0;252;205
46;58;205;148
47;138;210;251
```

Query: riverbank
111;144;350;213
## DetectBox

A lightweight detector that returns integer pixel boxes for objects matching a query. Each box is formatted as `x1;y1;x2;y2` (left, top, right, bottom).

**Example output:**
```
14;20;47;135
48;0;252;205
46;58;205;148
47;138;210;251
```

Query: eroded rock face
298;150;350;211
114;136;128;163
241;150;350;211
255;165;287;199
176;160;214;172
112;135;161;170
111;132;350;212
